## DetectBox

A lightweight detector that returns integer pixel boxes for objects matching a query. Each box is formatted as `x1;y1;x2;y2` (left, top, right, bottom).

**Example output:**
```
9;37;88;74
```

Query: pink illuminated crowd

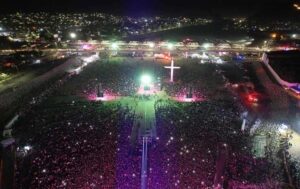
11;58;299;189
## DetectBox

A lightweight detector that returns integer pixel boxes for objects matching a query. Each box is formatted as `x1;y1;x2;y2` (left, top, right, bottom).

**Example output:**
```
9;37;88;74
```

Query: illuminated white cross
164;58;180;82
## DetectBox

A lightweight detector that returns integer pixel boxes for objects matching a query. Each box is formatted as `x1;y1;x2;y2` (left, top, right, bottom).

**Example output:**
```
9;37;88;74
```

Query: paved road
250;61;300;159
250;61;299;122
120;95;158;189
0;47;263;55
0;57;82;127
219;59;300;159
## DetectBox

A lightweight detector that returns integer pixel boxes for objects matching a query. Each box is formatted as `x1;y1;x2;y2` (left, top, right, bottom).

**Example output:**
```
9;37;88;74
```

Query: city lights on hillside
1;3;300;189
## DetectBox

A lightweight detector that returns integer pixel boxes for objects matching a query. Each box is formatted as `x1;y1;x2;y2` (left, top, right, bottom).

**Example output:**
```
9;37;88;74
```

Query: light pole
69;32;77;54
167;43;174;57
111;42;119;56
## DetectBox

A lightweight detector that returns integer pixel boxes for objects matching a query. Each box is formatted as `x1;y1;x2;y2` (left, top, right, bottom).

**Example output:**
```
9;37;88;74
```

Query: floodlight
141;74;152;85
111;43;119;50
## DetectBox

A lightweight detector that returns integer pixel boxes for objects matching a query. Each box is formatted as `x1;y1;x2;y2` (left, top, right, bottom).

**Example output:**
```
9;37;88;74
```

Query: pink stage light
87;91;118;102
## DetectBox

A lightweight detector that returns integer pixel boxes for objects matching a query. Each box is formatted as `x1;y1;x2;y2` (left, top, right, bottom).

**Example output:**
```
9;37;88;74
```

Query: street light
292;34;297;38
111;42;119;50
148;42;155;48
69;32;77;39
202;43;210;49
167;43;174;50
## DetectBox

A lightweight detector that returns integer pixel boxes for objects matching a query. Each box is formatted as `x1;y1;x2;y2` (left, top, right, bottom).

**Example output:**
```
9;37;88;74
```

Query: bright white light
111;43;119;50
167;43;174;50
191;53;201;58
82;53;99;63
70;32;76;39
184;97;194;102
0;27;3;31
148;42;155;48
278;124;289;134
141;74;152;85
75;67;82;73
292;34;297;38
24;145;32;151
202;52;209;59
202;43;210;49
216;58;223;64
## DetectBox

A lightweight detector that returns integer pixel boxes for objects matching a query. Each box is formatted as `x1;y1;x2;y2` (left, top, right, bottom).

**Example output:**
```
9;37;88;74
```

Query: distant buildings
0;13;211;42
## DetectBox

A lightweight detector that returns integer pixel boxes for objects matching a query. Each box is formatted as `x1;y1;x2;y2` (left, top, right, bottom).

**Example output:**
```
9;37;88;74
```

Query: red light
163;55;171;60
247;94;258;102
248;95;253;101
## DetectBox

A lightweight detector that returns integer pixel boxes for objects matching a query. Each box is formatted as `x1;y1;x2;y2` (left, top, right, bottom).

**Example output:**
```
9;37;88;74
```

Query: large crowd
13;58;152;188
146;99;271;188
11;57;299;188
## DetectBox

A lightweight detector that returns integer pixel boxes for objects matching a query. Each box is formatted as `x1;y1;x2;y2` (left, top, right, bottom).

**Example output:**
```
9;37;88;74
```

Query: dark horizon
0;0;297;18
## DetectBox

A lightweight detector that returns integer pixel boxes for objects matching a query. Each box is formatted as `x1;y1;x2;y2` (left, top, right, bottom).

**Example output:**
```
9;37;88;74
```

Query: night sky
0;0;296;17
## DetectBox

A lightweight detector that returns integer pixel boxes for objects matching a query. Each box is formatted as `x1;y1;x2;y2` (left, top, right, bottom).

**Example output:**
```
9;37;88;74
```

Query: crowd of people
11;57;298;189
146;99;270;188
15;102;115;188
13;58;151;188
